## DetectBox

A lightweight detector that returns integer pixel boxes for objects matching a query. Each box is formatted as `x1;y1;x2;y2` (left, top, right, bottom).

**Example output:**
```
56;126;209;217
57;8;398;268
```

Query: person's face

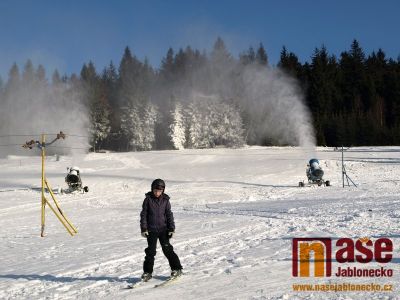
153;188;163;198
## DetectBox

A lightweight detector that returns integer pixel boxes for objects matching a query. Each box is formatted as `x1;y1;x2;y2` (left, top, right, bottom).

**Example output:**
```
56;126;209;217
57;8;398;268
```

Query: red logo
292;237;393;278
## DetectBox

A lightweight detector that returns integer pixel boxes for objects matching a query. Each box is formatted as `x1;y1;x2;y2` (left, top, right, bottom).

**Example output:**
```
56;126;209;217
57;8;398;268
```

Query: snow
0;146;399;299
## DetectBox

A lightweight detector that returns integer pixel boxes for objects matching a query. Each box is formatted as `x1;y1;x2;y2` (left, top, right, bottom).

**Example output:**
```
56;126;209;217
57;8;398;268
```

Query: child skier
140;179;183;281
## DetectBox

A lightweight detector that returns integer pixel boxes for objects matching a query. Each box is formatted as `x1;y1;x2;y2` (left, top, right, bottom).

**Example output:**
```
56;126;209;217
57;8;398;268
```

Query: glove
168;231;174;239
141;230;149;238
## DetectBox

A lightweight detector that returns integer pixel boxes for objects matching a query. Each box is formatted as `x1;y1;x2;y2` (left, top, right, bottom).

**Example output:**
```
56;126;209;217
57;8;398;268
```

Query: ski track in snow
0;147;399;299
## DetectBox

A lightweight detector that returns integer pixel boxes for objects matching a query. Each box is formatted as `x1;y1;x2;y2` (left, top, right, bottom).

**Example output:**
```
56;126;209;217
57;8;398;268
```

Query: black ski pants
143;231;182;273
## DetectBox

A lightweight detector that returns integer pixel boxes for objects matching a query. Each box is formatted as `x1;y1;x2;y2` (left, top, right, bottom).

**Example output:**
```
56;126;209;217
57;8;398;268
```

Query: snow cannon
62;166;89;193
309;159;324;180
66;167;80;185
299;159;330;187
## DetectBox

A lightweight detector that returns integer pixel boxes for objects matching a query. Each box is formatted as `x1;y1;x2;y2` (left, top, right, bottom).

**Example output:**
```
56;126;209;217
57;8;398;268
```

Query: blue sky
0;0;399;80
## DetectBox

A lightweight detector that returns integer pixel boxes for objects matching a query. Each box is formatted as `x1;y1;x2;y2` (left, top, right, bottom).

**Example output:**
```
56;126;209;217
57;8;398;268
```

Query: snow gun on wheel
61;166;89;194
299;159;330;187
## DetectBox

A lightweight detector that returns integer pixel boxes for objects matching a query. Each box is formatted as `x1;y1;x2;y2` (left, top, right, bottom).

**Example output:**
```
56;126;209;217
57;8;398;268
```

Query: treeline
0;38;399;150
278;40;400;146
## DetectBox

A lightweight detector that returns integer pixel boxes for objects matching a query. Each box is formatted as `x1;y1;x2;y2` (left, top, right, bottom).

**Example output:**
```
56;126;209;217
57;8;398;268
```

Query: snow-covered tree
185;94;245;148
80;62;112;151
142;103;158;150
89;100;111;151
120;102;158;151
186;99;211;148
120;104;143;151
169;102;186;149
218;102;245;147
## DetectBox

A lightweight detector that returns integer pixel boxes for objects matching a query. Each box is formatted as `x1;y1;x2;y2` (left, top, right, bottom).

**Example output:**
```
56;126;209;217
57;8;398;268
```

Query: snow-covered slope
0;147;399;299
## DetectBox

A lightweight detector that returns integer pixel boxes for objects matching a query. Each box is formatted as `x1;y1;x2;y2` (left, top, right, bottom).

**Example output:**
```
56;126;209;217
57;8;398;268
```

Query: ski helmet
151;178;165;190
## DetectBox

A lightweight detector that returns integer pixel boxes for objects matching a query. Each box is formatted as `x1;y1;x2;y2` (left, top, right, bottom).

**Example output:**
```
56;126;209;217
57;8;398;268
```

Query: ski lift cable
0;144;87;150
0;133;65;138
0;134;44;138
66;134;90;138
47;145;88;150
0;144;24;147
0;132;89;138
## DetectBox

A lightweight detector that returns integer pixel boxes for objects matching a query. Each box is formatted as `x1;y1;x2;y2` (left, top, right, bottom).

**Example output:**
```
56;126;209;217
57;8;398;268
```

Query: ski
126;279;150;289
154;274;182;288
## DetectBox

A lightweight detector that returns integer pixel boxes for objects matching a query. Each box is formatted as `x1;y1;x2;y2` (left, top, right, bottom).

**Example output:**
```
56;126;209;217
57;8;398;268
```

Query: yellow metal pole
41;134;46;237
31;131;77;237
42;196;75;236
45;180;78;233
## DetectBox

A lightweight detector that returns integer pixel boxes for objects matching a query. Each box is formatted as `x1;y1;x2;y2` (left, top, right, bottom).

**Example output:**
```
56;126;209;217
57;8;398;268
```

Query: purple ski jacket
140;192;175;233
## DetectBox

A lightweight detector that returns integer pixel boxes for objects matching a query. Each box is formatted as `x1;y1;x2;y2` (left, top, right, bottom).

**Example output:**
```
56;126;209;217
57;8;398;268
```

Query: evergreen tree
117;47;148;149
89;99;111;151
4;63;20;104
52;69;62;85
187;100;208;148
256;43;268;66
174;48;187;80
22;59;35;85
217;101;245;147
239;46;256;65
211;37;233;70
307;46;340;116
120;103;143;151
141;103;158;150
209;37;235;96
118;46;146;106
160;48;175;82
169;101;186;150
101;62;120;150
366;49;387;128
186;95;245;148
278;46;302;78
36;65;46;84
81;61;111;150
339;39;367;113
